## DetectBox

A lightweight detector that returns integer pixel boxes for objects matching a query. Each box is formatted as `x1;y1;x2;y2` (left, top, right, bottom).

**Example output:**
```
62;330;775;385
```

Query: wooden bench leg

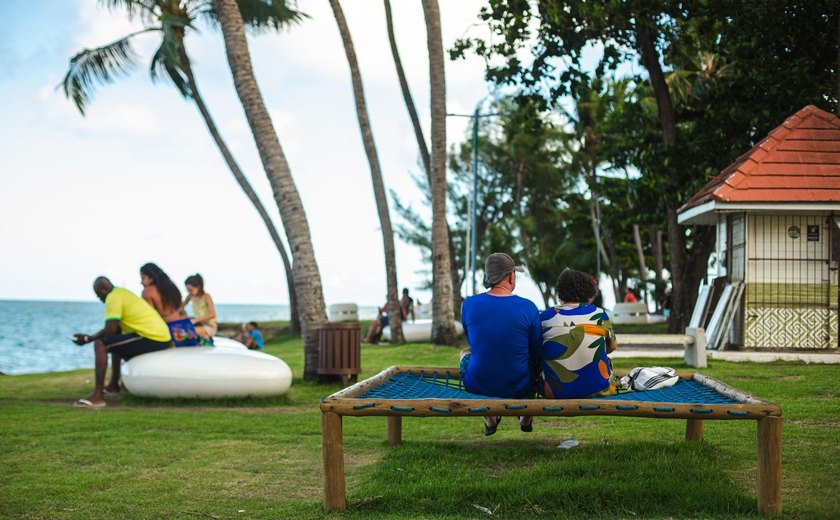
685;419;704;441
757;416;782;516
322;412;346;511
387;416;402;446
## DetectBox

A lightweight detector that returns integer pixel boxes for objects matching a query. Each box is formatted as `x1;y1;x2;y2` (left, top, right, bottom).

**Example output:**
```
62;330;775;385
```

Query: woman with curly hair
539;268;619;399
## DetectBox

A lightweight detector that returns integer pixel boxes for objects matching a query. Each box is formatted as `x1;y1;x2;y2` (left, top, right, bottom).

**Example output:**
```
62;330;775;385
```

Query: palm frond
61;34;147;114
149;12;192;97
197;0;307;32
99;0;159;24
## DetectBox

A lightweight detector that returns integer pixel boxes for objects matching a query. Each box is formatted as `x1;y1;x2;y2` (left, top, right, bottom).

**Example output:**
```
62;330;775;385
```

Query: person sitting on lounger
539;269;619;399
140;262;199;347
183;273;217;344
460;252;542;435
240;321;264;350
73;277;172;407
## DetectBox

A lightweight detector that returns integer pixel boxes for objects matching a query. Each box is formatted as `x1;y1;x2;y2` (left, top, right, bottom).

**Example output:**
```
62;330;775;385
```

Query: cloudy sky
0;0;568;307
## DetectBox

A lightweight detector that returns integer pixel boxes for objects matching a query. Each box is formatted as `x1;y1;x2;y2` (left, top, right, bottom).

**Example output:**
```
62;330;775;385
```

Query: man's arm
73;320;121;345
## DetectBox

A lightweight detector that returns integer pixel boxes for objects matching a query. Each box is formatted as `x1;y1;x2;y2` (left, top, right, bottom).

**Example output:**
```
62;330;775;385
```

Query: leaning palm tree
421;0;457;344
61;0;303;334
384;0;462;315
214;0;327;378
328;0;403;343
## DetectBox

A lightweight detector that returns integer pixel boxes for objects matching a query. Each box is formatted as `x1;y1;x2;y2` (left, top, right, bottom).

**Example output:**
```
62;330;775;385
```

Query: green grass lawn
1;335;838;519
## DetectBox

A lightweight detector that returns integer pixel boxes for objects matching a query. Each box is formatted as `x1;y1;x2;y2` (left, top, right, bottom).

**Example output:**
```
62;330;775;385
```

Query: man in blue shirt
240;322;264;350
460;252;542;435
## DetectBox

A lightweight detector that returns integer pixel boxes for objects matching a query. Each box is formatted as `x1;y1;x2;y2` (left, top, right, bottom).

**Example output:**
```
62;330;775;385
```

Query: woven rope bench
320;366;782;515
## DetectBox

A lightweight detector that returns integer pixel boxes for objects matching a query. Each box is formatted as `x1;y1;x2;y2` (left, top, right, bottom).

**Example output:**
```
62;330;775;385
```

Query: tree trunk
637;20;715;332
214;0;327;378
330;0;403;343
384;0;461;315
178;45;300;335
632;224;649;302
422;0;457;344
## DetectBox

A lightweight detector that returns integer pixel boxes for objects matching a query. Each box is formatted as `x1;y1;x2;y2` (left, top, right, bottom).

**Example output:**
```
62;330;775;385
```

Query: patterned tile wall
745;306;838;349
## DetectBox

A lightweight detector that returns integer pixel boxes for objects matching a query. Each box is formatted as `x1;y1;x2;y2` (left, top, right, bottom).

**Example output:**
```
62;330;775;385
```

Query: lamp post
448;108;510;296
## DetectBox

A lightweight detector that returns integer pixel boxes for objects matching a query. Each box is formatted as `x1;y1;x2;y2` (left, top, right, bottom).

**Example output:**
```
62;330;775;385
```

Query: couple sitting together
460;253;618;435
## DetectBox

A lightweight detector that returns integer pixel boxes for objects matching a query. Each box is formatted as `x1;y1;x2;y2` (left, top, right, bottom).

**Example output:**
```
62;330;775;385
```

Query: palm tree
214;0;327;378
383;0;462;315
421;0;457;344
328;0;403;343
61;0;303;334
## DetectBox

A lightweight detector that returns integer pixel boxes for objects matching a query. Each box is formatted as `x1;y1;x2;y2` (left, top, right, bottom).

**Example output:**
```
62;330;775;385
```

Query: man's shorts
104;333;171;360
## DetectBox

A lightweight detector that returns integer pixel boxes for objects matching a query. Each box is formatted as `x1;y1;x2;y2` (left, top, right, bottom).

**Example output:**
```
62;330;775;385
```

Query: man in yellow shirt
73;276;172;407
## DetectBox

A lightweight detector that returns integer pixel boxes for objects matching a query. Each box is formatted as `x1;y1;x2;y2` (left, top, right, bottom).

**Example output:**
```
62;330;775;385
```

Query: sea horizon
0;300;379;375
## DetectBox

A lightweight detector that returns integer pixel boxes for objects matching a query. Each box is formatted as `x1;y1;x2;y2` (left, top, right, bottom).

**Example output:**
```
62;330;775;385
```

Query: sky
0;0;573;307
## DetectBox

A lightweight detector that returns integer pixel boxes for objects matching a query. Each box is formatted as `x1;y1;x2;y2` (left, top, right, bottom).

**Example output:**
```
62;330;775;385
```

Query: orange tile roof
679;105;840;213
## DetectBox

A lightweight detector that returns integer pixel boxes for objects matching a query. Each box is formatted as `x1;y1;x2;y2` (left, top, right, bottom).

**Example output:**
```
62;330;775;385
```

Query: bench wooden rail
320;366;782;516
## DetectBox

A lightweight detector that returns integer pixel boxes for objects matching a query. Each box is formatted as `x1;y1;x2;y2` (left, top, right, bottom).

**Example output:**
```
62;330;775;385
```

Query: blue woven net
356;371;739;405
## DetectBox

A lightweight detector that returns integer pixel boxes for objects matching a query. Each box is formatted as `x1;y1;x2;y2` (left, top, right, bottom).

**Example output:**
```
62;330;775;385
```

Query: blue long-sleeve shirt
461;293;542;398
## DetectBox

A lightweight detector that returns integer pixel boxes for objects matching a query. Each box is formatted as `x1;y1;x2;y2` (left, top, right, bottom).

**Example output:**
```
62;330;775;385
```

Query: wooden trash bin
318;322;361;386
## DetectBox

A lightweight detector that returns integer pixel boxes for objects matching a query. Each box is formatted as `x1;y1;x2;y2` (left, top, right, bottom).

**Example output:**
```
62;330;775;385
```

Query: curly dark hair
555;269;597;303
184;273;205;296
140;262;182;310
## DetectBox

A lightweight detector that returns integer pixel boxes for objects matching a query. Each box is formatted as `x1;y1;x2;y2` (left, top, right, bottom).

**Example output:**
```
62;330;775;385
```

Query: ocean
0;300;378;375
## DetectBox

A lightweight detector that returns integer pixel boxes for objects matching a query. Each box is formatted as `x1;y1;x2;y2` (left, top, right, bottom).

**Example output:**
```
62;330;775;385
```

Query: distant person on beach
460;252;542;435
590;275;603;308
72;277;172;407
240;321;264;350
140;263;199;347
400;288;415;322
362;301;389;344
183;274;217;344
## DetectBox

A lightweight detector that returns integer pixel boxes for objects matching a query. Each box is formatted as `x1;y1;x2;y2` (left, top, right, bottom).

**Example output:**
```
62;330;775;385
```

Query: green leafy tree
61;0;305;334
455;0;838;331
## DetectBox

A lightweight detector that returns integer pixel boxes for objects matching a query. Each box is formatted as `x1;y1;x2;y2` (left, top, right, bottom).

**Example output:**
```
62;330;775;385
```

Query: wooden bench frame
320;366;783;515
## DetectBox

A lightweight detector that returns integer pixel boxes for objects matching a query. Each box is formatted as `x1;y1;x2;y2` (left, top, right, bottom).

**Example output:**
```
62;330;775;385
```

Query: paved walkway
614;334;840;364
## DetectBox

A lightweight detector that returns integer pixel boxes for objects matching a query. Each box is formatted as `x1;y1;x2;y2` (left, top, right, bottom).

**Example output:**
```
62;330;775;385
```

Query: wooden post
685;418;704;441
387;416;402;446
321;412;346;511
757;416;782;516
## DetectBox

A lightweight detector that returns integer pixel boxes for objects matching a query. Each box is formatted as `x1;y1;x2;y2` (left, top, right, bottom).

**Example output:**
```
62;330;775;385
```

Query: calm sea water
0;300;377;375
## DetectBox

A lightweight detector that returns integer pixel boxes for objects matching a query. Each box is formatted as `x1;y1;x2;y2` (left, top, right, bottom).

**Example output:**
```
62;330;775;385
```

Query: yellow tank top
191;294;216;324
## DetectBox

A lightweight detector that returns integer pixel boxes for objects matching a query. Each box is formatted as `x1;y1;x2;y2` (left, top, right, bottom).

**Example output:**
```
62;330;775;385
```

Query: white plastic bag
620;367;679;391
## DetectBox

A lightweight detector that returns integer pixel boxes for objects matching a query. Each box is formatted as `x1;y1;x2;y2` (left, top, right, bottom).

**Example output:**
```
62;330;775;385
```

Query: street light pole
470;106;479;295
447;109;512;297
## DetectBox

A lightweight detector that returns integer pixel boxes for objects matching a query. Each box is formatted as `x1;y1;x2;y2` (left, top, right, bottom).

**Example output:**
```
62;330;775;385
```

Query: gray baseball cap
482;252;525;288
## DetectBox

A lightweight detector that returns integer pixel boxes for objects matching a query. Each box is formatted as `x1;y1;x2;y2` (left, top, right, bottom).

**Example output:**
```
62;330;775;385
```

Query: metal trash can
318;322;361;386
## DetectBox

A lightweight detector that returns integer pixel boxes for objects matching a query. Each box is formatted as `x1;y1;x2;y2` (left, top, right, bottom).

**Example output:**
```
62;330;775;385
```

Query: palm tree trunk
214;0;327;378
329;0;403;343
422;0;456;344
637;19;715;332
384;0;462;313
178;45;300;335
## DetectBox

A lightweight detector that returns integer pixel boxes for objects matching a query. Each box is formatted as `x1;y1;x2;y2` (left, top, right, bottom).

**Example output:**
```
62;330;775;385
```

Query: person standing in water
183;274;217;343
